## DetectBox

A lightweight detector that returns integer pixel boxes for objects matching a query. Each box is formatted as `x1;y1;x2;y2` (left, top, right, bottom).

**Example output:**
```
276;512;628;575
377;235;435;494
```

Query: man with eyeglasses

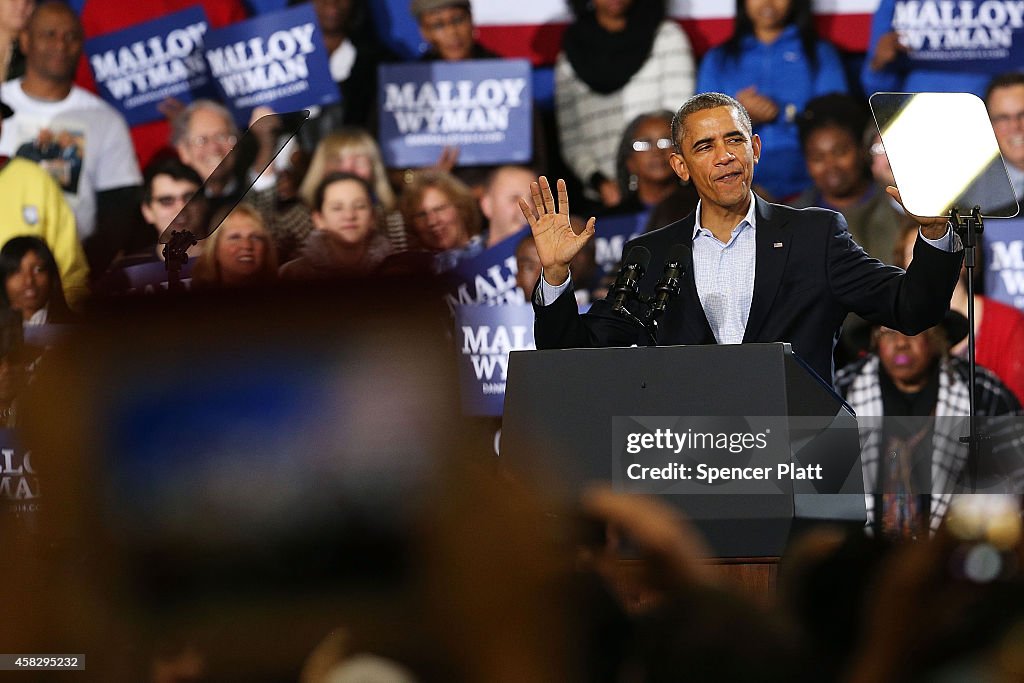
171;99;313;263
985;72;1024;210
0;1;142;277
94;159;206;295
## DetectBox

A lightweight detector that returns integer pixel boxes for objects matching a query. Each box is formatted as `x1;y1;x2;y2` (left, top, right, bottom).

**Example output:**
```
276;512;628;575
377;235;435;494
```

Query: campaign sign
444;227;529;310
121;259;194;295
0;429;38;522
203;5;339;125
894;0;1024;72
985;218;1024;311
594;211;649;277
378;59;533;167
85;7;214;127
455;304;536;416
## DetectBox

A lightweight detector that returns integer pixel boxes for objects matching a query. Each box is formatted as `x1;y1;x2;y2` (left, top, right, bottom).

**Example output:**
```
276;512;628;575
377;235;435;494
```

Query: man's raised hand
518;176;596;286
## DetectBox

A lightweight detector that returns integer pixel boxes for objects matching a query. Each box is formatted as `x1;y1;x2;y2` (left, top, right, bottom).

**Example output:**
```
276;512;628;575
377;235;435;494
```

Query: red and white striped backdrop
471;0;880;64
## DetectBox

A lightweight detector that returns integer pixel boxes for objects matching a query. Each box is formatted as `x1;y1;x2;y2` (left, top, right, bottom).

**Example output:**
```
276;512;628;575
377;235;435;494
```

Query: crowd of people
1;0;1024;679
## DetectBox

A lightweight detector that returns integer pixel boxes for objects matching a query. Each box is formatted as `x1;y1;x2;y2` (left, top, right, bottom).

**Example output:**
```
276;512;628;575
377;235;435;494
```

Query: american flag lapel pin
773;241;783;248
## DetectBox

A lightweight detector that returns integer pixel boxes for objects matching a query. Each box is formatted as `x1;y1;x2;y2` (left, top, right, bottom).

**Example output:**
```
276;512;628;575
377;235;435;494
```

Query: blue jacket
861;0;993;98
697;26;848;199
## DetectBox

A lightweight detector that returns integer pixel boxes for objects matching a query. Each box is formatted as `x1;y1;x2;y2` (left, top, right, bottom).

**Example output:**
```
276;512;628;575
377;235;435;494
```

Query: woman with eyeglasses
613;111;697;225
399;170;481;272
192;203;279;288
0;235;74;325
280;172;392;280
697;0;848;201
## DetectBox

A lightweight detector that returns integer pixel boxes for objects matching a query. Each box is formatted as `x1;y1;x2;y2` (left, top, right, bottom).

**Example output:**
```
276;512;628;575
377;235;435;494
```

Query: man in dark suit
520;92;964;385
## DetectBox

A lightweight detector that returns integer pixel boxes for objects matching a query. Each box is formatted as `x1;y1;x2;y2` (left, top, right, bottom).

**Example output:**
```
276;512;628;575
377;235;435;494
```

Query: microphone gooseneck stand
610;245;688;346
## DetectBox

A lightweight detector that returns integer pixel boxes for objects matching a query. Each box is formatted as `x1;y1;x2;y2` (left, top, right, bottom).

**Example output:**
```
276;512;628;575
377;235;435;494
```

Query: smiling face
669;105;760;219
215;211;269;286
312;178;376;246
627;116;676;186
411;186;467;251
988;83;1024;171
176;107;237;181
805;124;868;201
5;250;50;320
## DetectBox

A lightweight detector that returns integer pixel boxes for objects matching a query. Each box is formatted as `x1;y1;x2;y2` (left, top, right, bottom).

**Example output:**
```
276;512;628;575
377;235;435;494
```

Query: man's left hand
886;185;950;240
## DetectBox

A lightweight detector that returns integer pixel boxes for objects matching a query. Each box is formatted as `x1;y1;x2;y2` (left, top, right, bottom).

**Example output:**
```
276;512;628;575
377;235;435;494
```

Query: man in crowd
0;97;88;308
480;166;535;248
94;159;205;295
171;100;312;263
0;0;142;275
523;92;964;386
986;72;1024;211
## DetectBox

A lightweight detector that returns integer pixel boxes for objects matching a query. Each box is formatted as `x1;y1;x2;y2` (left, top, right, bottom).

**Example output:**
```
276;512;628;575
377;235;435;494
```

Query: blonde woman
192;203;279;288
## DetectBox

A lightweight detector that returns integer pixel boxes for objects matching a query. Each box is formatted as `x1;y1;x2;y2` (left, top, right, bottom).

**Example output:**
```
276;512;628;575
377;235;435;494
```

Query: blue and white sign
985;218;1024;311
0;429;37;521
444;228;529;309
894;0;1024;72
85;7;213;127
121;260;193;295
203;5;339;125
594;211;649;276
455;304;536;416
378;59;533;167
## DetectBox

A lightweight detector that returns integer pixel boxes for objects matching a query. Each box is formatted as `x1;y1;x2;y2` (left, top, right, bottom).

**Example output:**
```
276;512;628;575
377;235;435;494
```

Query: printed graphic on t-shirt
12;123;85;194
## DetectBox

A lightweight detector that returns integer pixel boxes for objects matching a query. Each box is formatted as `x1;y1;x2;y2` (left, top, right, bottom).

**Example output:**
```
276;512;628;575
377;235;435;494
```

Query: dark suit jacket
534;195;964;384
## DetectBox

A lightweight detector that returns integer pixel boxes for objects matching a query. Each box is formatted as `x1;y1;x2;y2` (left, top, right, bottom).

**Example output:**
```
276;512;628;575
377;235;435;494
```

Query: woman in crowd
555;0;695;208
280;172;392;279
192;203;279;288
614;110;698;225
0;235;73;325
299;128;407;251
697;0;848;200
399;170;481;272
791;94;903;265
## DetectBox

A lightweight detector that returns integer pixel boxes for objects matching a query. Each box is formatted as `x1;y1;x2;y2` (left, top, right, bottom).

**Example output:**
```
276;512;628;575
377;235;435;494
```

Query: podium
501;343;866;584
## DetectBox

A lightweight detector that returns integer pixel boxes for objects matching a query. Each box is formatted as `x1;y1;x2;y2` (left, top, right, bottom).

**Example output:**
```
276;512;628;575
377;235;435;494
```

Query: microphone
649;244;689;319
609;246;650;312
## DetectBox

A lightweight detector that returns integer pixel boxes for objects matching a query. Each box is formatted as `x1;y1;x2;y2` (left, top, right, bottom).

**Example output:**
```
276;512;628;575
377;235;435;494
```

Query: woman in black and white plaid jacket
835;318;1023;535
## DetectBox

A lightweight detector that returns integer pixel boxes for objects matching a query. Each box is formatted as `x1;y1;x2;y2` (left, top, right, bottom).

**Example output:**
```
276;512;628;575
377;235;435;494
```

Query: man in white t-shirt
0;1;142;273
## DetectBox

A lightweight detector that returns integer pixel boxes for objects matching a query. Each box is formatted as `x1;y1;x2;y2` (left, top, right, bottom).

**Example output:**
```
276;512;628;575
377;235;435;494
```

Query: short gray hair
170;99;239;148
671;93;752;153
